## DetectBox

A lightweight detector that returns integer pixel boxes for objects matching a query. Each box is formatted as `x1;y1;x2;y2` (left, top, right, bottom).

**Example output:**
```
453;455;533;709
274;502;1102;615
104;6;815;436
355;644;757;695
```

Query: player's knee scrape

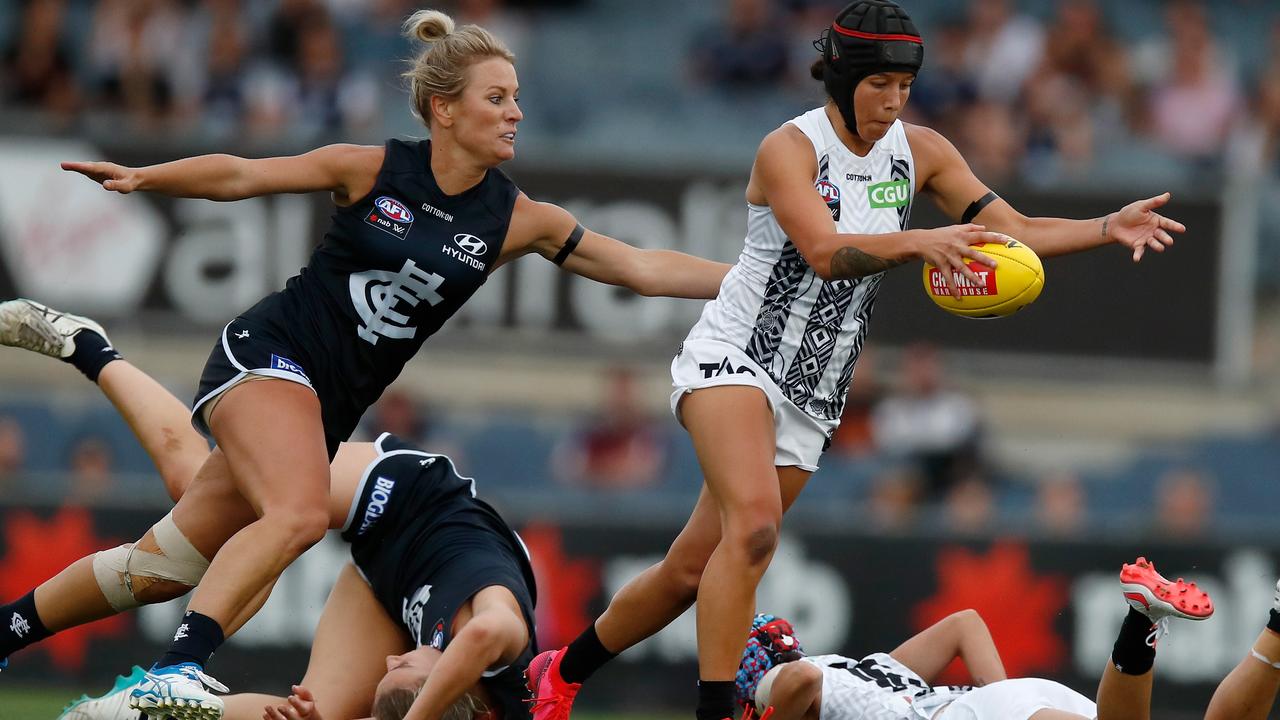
91;511;210;611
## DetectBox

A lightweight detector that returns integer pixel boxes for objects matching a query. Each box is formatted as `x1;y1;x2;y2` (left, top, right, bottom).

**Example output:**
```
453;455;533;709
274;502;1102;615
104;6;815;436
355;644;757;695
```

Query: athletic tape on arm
92;511;211;611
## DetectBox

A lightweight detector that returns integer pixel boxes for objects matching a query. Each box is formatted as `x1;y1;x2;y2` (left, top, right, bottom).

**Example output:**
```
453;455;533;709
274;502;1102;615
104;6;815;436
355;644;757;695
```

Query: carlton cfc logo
375;196;414;223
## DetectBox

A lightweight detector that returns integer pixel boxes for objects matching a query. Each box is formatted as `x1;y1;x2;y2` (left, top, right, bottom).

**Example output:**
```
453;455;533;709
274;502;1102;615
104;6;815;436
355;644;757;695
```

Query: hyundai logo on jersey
365;196;415;238
453;233;488;256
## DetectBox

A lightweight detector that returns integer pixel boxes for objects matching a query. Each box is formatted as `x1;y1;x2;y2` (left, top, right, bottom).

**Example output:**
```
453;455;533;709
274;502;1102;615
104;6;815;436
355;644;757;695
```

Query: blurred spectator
1133;0;1240;163
0;416;26;490
552;367;666;491
829;348;883;458
369;389;430;445
959;0;1045;105
902;22;976;136
1;0;80;123
264;0;322;68
956;101;1023;187
67;435;115;506
88;0;189;124
942;473;995;534
1020;73;1094;184
176;0;253;134
1153;467;1215;538
291;14;381;138
689;0;791;91
456;0;530;67
873;344;983;498
866;466;922;533
1036;0;1131;104
1034;470;1087;537
1257;20;1280;165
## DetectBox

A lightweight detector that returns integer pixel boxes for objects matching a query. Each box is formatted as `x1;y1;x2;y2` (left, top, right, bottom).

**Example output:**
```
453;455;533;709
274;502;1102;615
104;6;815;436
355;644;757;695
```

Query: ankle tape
1250;649;1280;669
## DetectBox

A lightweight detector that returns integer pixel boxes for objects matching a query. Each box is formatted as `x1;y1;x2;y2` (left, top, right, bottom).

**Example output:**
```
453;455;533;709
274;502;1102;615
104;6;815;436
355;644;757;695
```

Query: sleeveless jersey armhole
337;140;398;211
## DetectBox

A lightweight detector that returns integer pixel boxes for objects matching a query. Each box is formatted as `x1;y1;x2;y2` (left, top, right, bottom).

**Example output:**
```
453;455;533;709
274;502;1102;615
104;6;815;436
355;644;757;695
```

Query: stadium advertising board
0;504;1259;718
0;140;1220;363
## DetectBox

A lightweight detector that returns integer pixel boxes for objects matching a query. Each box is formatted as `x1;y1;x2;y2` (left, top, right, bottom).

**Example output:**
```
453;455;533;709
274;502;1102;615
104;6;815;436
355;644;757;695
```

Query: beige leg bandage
92;511;211;611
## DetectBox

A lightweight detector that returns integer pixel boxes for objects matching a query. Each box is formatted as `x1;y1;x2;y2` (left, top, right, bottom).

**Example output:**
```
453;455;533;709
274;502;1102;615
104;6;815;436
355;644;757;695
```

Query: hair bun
403;9;456;43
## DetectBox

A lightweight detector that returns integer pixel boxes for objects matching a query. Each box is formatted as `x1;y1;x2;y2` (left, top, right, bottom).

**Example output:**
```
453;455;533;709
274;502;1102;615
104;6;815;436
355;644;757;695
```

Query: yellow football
923;236;1044;318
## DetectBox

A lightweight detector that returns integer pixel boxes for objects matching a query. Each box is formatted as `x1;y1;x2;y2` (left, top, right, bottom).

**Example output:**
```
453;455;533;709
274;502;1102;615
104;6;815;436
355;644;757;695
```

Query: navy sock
560;624;617;684
1267;609;1280;636
695;680;736;720
157;611;224;670
0;591;53;659
61;330;121;383
1111;607;1157;675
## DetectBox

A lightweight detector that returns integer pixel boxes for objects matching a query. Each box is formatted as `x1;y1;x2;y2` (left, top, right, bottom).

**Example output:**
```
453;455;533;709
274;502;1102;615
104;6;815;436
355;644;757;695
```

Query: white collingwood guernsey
674;108;913;467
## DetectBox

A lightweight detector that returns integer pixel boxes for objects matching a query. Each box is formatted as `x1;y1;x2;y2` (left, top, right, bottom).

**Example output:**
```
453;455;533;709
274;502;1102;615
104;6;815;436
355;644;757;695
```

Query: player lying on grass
738;557;1213;720
0;299;536;720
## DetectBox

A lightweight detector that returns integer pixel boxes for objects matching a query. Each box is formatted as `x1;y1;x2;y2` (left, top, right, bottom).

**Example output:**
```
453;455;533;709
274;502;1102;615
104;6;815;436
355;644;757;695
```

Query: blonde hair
402;9;515;126
373;684;489;720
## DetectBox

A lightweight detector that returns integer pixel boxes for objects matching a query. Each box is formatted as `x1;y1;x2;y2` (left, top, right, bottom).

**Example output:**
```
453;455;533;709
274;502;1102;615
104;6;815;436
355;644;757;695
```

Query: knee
661;553;710;603
726;511;781;567
264;507;330;553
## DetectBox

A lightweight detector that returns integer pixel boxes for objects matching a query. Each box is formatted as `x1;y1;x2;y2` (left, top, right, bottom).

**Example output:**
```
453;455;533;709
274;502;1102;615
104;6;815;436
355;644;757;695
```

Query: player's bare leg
1093;557;1212;720
681;386;789;720
222;564;409;720
1203;581;1280;720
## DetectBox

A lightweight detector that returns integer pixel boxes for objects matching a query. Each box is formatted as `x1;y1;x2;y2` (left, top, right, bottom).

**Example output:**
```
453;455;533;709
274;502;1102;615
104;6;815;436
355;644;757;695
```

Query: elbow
458;617;513;665
808;250;837;282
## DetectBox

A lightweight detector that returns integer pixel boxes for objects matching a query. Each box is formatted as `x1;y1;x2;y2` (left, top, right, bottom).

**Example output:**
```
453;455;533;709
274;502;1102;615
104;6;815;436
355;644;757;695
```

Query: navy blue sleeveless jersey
205;139;519;448
342;433;537;720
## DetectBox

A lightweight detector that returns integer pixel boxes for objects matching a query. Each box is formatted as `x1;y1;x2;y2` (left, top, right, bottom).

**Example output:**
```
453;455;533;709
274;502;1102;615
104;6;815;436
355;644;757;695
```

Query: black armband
961;191;1000;224
552;223;585;266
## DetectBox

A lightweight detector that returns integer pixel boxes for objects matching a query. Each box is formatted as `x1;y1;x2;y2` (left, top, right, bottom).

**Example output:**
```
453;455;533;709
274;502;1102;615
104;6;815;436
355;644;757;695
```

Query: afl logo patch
816;179;841;221
453;233;487;256
375;196;414;223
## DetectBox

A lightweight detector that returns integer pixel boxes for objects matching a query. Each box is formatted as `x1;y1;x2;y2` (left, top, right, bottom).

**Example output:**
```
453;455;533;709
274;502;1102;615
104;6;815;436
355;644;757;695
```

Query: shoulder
760;122;815;156
903;123;959;160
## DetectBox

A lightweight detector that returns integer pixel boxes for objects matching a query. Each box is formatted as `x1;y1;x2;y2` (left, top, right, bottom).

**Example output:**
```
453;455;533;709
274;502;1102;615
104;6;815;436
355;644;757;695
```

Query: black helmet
815;0;924;136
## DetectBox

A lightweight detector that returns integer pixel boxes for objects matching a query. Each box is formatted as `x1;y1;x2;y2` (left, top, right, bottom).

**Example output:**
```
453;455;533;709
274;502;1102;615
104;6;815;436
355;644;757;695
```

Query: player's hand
263;685;323;720
915;224;1002;300
1107;192;1187;262
60;161;144;194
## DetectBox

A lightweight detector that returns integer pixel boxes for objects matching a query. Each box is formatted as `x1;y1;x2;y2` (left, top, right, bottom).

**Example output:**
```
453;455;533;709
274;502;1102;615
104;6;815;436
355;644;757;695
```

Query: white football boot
58;666;147;720
0;299;111;358
129;662;228;720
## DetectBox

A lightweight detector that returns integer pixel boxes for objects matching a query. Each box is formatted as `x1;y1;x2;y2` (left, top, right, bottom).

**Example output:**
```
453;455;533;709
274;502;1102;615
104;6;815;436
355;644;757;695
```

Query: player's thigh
169;448;259;559
208;378;330;515
298;563;411;719
679;385;780;512
1028;712;1091;720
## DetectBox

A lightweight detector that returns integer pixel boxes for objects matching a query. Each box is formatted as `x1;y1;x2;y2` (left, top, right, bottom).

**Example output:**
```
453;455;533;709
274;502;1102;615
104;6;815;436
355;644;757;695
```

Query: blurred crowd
3;0;1278;184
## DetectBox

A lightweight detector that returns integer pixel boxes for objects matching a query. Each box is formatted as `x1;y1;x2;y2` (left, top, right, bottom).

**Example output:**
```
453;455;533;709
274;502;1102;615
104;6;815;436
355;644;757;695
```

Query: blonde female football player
55;7;728;718
0;302;535;720
740;557;1213;720
527;3;1187;720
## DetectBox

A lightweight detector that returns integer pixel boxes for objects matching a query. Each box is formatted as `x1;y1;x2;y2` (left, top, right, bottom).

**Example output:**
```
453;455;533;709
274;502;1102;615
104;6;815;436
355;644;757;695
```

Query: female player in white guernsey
527;3;1187;720
54;9;728;718
741;557;1214;720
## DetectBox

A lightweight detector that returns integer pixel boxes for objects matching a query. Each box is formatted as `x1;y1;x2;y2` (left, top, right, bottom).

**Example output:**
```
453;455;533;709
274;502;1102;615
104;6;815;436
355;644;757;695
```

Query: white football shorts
670;338;837;471
938;678;1097;720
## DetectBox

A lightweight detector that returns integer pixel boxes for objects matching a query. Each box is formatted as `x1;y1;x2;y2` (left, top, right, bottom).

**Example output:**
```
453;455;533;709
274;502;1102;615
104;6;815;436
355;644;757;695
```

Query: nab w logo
699;357;757;379
349;259;446;345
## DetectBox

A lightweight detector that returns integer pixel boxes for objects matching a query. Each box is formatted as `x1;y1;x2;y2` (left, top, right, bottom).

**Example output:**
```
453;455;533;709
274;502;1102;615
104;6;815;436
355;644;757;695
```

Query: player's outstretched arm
889;609;1006;688
61;144;384;205
910;124;1185;262
507;194;731;299
403;587;530;720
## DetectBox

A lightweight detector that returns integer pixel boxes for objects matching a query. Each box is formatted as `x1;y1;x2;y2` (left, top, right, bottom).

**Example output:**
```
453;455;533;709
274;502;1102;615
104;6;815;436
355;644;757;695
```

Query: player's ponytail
402;9;515;126
372;684;489;720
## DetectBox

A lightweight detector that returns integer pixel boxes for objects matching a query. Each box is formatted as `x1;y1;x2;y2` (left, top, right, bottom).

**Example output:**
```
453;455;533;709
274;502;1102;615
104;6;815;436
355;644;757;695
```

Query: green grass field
0;688;685;720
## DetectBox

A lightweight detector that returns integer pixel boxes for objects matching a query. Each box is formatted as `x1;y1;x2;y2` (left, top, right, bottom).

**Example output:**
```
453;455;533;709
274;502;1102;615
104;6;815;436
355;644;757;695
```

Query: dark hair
810;58;825;81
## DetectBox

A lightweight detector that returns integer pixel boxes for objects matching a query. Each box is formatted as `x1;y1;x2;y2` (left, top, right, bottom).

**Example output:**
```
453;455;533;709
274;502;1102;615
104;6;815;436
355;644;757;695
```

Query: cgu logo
929;266;996;296
867;180;910;209
375;196;414;223
453;233;487;256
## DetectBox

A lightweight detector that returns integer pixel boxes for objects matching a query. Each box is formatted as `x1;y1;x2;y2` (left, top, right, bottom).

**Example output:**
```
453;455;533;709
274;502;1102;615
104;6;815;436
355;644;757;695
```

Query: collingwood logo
349;259;446;345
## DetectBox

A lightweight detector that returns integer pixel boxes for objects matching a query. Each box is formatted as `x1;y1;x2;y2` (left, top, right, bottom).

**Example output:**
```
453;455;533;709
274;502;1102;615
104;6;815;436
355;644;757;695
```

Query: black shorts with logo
191;315;345;459
342;434;538;720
